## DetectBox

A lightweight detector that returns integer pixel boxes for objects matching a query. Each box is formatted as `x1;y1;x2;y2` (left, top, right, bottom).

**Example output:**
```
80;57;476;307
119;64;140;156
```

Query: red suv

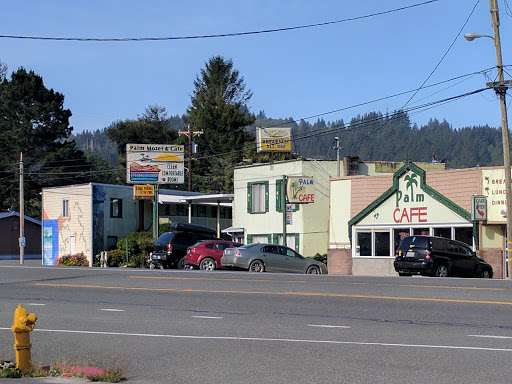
184;240;243;270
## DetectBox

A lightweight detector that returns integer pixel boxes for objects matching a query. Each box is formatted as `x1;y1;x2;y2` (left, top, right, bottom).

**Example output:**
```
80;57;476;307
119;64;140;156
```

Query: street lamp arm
464;32;494;41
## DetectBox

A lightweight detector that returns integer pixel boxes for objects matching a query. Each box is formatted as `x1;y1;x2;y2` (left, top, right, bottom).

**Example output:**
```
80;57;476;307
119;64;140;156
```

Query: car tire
480;268;491;278
249;260;265;272
199;258;216;271
398;272;412;277
306;265;321;274
177;257;186;270
434;264;448;277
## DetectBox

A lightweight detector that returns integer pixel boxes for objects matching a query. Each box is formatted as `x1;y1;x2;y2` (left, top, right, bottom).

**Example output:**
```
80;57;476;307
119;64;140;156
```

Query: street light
465;0;512;278
463;32;494;41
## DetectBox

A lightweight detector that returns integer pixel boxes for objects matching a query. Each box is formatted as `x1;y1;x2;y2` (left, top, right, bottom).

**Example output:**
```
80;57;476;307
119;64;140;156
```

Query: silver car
221;243;327;274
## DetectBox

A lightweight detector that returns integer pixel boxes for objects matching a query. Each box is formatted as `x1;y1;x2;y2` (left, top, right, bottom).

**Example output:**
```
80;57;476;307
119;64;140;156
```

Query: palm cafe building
327;162;507;278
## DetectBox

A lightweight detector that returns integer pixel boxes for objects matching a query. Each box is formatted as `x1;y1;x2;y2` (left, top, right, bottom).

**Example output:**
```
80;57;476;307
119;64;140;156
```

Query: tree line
0;56;507;221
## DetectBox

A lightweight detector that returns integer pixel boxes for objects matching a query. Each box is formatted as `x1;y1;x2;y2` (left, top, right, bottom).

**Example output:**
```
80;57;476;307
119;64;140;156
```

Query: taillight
167;244;172;253
235;250;241;256
425;250;431;259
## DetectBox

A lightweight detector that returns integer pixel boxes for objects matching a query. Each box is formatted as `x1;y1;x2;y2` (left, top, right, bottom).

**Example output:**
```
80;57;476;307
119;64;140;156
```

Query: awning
221;226;245;234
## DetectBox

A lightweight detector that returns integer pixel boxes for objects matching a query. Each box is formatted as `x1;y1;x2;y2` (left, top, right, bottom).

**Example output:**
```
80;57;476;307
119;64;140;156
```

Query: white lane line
469;335;512;339
191;315;223;319
100;309;125;312
1;327;511;352
309;324;351;329
25;303;46;306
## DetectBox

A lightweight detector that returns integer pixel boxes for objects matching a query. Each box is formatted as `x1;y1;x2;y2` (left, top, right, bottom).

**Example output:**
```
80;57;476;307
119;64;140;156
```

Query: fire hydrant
11;304;37;370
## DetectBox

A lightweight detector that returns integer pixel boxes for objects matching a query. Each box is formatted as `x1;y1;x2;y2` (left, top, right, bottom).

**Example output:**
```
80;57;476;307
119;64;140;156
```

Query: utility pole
19;153;24;265
178;125;203;191
488;0;512;278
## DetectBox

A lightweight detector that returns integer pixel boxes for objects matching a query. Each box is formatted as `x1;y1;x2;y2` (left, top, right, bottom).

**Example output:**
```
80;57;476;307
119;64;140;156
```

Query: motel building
328;162;509;278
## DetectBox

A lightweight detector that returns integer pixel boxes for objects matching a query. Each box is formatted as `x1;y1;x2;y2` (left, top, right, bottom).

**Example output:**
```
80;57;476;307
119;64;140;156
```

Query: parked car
151;222;220;269
184;240;243;270
221;243;327;274
394;235;493;278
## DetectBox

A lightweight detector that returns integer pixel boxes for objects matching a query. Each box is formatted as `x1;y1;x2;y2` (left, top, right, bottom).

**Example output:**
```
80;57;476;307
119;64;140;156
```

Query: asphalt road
1;260;512;383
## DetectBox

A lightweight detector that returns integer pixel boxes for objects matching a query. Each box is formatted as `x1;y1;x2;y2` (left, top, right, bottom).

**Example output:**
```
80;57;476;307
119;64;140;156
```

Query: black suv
151;222;220;269
394;235;493;278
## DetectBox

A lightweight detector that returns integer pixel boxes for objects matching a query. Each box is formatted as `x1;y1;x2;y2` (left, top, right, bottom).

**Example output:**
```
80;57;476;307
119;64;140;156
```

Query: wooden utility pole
178;125;203;191
19;153;24;264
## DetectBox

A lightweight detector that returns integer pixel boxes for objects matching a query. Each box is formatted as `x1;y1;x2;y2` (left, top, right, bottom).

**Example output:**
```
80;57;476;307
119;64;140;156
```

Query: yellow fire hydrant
11;304;37;370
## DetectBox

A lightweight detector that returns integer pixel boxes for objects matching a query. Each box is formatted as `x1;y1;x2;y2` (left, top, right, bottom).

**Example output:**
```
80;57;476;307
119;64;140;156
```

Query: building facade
42;183;233;266
328;162;505;278
232;158;445;257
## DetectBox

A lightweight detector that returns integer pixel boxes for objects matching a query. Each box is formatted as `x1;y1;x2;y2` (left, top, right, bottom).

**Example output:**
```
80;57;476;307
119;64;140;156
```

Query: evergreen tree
106;105;179;165
185;56;256;193
0;67;97;218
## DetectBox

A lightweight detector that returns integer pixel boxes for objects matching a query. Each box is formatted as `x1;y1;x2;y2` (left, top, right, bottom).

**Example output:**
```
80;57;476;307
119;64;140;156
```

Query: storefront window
356;232;372;256
413;228;430;236
434;227;451;238
455;227;473;247
375;232;391;256
393;229;410;255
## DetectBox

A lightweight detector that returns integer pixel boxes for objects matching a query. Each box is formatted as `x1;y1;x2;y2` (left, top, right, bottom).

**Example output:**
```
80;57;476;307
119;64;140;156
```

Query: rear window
155;232;174;245
398;236;430;250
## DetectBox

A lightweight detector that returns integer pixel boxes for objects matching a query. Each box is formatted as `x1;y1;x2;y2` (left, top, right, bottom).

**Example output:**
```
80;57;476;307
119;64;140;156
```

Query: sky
1;0;511;134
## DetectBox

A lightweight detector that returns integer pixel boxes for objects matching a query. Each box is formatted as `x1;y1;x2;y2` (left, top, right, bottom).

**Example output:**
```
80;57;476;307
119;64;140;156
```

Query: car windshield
398;236;429;250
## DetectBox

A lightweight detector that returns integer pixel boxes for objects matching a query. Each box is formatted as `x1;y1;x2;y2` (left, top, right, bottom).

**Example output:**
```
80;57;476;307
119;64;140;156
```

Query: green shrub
56;253;89;267
311;253;327;266
107;249;127;267
116;231;153;268
159;222;172;235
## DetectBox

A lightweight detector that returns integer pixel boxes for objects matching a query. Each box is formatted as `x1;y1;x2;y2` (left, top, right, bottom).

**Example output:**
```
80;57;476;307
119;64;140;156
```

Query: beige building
328;162;505;278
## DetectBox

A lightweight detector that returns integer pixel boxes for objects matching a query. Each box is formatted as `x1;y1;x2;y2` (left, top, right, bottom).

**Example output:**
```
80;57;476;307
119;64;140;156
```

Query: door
259;245;281;271
275;246;305;273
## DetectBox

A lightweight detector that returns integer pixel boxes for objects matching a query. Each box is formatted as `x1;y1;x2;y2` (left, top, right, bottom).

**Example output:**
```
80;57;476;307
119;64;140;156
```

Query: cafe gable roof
348;162;471;232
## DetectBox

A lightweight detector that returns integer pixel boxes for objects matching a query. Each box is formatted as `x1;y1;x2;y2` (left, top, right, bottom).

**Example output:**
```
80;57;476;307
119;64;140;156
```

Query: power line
0;1;439;42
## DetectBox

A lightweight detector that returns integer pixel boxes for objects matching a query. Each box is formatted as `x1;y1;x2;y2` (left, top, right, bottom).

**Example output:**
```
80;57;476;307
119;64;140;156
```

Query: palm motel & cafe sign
327;162;506;277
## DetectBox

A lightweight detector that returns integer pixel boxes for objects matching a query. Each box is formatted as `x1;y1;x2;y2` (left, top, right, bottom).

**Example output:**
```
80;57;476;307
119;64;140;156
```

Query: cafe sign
286;176;315;204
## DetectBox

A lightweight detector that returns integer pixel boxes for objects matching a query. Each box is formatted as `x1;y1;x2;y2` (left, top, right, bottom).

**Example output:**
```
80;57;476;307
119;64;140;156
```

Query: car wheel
199;258;216;271
177;257;186;270
434;264;448;277
480;269;491;278
306;265;320;274
249;260;265;272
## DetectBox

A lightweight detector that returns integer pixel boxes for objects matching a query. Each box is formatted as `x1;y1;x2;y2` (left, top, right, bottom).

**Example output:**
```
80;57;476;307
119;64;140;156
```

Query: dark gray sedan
221;243;327;274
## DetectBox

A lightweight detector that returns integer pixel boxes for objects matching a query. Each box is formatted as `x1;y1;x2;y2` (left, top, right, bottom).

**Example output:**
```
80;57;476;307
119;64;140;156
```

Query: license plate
406;251;415;258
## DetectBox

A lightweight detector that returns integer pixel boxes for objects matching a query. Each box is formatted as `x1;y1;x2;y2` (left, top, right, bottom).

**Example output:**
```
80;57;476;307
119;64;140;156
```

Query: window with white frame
62;199;69;218
355;225;473;257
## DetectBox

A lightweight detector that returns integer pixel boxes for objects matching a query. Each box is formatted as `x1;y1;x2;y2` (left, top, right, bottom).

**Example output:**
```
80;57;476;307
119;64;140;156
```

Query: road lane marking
191;315;223;319
469;335;512;339
100;309;125;312
130;276;506;291
1;327;511;352
31;282;512;306
25;303;46;306
309;324;351;329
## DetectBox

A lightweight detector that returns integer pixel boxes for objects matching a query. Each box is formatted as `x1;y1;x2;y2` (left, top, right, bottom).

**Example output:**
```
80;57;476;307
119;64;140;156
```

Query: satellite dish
501;209;508;218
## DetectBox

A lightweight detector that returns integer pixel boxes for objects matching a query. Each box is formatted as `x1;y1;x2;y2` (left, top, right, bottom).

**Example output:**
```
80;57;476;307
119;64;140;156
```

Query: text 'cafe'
328;162;509;278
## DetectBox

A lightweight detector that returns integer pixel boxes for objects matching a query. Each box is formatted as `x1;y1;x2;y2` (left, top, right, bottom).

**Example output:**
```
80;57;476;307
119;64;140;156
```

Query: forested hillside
74;109;505;170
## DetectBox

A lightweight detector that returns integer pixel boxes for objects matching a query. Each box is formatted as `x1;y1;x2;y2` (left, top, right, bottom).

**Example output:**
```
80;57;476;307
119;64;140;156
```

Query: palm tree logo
290;180;305;199
404;173;418;202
